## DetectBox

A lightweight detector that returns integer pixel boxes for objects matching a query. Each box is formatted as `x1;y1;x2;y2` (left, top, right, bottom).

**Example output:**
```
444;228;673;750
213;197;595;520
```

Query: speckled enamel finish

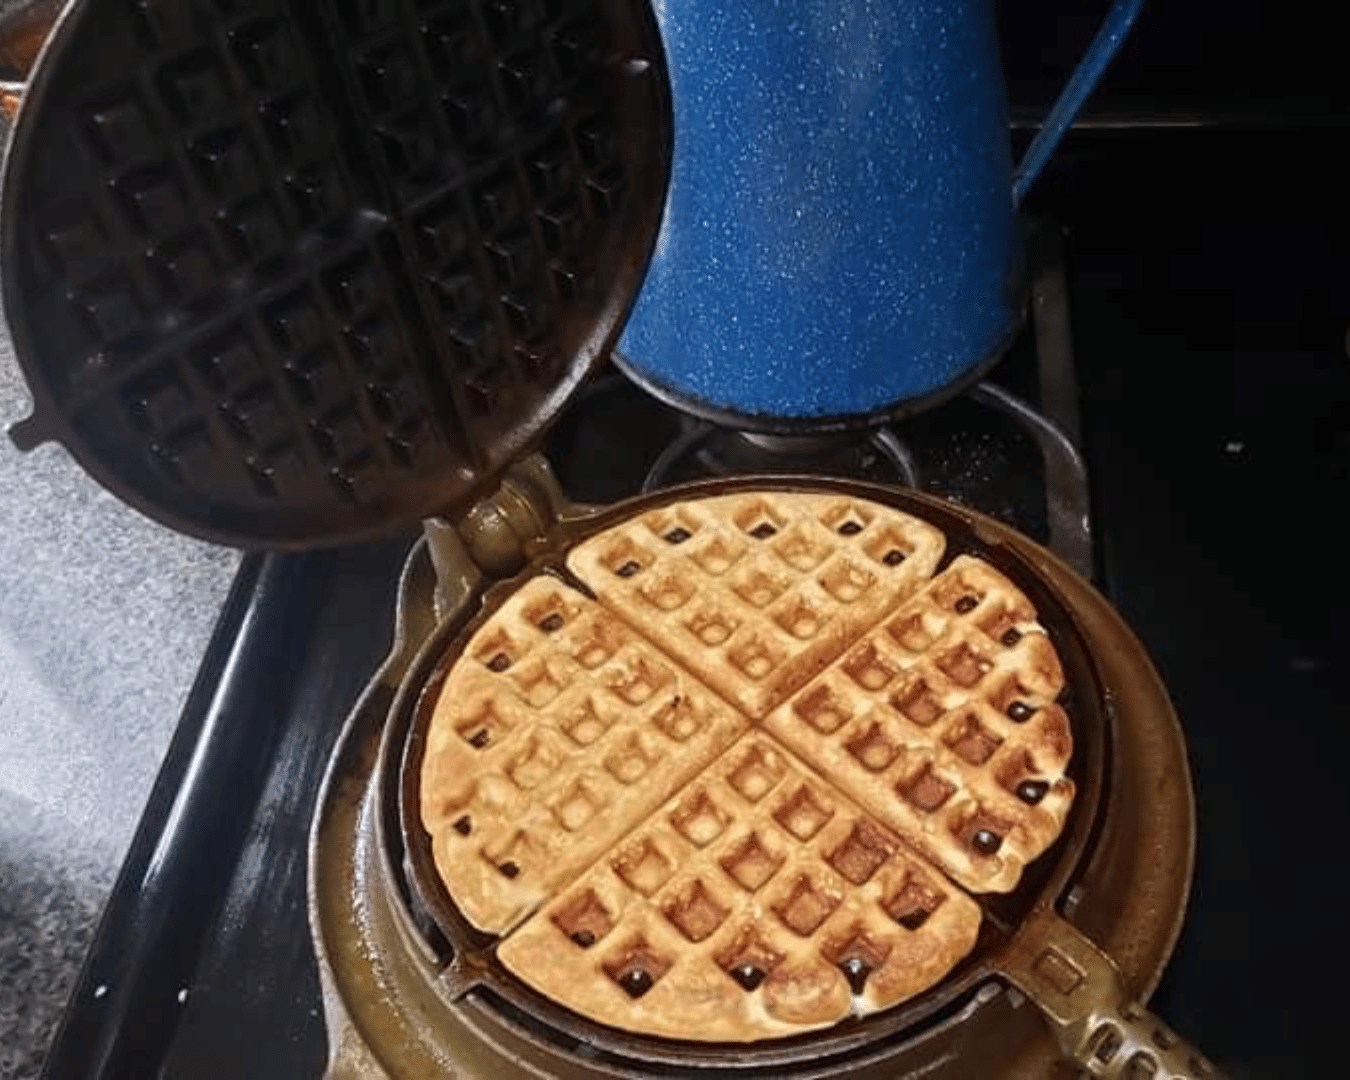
619;0;1022;423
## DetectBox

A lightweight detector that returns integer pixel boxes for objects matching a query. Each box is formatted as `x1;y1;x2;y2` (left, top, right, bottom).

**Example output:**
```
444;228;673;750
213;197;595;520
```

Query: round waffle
419;491;1075;1041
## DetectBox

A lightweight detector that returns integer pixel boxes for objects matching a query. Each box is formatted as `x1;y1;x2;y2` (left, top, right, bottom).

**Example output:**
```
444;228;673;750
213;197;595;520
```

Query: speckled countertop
0;320;239;1074
0;6;256;1074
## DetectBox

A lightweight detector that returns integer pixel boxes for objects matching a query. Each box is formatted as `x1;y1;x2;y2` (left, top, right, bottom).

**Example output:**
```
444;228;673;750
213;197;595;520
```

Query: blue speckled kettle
617;0;1142;429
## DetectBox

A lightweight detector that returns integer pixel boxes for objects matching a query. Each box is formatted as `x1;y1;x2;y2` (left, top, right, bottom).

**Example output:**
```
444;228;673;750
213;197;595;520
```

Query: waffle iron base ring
307;481;1195;1080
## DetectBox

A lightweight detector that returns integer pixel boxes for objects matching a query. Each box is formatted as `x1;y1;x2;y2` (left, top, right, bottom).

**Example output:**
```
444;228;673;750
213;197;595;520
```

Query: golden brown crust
497;734;982;1041
565;493;946;718
762;556;1076;893
420;574;749;933
419;494;1075;1040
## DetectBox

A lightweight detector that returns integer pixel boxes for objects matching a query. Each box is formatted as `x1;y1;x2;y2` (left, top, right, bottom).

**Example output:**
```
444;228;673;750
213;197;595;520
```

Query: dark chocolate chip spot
837;520;863;536
954;595;978;614
1000;627;1023;647
750;522;777;540
729;963;766;991
894;909;931;931
971;829;1003;856
453;815;472;836
498;860;521;878
467;728;491;749
618;967;654;998
487;652;511;672
539;612;565;633
839;956;873;994
570;929;596;948
616;560;641;578
1007;701;1036;723
883;549;907;566
1016;780;1050;805
664;527;691;544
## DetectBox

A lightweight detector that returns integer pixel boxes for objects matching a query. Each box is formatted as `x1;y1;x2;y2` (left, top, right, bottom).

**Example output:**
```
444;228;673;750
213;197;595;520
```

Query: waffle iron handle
1000;908;1225;1080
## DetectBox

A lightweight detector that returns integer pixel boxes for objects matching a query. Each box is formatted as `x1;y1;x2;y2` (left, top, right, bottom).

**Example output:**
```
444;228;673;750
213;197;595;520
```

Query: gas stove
38;221;1124;1076
12;0;1350;1072
34;121;1350;1078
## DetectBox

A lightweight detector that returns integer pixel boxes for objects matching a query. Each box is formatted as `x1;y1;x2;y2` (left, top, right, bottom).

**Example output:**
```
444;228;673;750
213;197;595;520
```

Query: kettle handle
1011;0;1144;205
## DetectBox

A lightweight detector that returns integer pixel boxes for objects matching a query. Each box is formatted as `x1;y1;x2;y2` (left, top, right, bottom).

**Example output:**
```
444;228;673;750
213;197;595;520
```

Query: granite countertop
0;8;249;1073
0;323;239;1076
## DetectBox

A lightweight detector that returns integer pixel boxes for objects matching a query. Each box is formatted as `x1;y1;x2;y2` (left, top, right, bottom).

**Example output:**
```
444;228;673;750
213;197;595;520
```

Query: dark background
1007;1;1350;1075
1001;0;1350;116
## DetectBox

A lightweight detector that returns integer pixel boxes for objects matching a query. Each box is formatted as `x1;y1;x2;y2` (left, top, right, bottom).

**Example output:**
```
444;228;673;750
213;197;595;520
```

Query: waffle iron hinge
423;454;588;616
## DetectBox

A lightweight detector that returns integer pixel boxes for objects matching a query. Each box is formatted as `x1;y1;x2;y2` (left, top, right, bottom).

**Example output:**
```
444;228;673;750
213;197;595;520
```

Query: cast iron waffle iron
3;0;668;546
1;3;1219;1077
323;474;1213;1079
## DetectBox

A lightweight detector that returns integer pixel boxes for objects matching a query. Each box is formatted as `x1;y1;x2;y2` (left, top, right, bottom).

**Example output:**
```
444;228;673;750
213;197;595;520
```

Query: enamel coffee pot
617;0;1143;427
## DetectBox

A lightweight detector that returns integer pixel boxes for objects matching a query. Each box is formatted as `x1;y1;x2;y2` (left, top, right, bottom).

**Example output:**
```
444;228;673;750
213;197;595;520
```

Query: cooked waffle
762;556;1075;893
420;492;1076;1041
497;733;982;1041
420;575;749;934
565;492;946;718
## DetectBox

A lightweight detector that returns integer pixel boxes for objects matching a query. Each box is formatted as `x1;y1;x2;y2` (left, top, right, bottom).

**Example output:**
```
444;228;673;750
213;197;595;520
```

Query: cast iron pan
391;477;1222;1079
2;0;669;547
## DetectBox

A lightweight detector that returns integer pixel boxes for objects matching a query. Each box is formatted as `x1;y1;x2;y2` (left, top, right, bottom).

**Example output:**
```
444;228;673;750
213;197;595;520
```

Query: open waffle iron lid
1;0;670;548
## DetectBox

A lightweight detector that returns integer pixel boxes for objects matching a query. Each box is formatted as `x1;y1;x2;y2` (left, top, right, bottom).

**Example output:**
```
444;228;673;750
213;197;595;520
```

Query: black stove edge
37;550;360;1080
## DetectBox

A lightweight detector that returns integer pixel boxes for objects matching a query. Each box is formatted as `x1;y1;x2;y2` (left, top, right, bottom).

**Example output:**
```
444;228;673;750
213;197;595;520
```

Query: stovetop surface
39;126;1350;1079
